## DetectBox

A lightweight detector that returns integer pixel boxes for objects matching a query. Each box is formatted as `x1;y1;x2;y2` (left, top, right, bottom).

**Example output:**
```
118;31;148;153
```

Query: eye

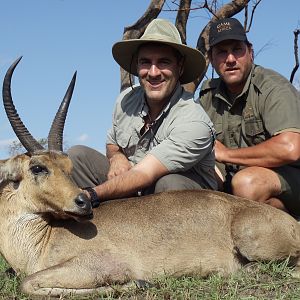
217;50;227;55
30;165;49;176
158;59;172;68
138;59;151;69
233;47;242;52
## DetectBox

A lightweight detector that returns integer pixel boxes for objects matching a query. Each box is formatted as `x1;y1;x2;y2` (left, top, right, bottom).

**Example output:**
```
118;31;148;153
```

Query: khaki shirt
107;84;217;189
199;64;300;168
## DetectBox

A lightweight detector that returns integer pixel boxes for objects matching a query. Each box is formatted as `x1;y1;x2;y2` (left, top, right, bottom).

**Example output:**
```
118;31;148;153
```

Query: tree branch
175;0;192;44
290;29;300;84
246;0;263;32
120;0;165;91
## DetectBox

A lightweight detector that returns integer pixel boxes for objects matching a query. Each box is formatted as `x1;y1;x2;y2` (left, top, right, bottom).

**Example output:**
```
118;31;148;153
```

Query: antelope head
0;57;93;222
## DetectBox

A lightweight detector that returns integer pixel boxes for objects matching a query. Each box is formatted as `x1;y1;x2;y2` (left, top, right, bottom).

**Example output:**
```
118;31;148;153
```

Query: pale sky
0;0;299;158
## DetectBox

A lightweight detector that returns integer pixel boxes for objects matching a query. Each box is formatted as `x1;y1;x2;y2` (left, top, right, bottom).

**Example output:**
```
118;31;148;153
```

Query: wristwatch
83;187;101;208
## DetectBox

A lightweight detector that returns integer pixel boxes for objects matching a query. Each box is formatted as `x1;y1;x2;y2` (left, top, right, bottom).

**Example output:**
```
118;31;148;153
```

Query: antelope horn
48;72;77;151
2;57;44;153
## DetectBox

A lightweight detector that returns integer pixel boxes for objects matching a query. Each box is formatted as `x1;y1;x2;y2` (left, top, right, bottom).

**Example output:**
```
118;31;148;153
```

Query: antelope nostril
75;197;85;207
75;193;89;208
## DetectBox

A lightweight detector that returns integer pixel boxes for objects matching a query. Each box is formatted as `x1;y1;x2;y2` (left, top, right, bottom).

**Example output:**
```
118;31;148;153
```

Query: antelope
1;58;300;298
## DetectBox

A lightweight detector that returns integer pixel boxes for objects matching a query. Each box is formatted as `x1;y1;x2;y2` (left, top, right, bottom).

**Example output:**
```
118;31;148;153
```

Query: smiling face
137;43;183;114
210;40;253;95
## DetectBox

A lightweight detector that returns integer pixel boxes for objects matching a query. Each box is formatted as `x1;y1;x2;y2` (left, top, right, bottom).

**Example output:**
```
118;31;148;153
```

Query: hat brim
112;39;206;84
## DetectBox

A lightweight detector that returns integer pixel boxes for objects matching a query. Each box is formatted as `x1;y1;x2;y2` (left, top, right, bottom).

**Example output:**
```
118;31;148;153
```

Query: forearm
219;146;284;167
218;132;300;167
93;154;169;201
94;168;151;200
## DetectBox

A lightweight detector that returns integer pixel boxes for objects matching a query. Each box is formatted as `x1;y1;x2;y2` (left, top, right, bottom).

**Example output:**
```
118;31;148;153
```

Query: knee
68;145;105;165
231;170;259;200
154;174;202;193
154;175;176;193
68;145;90;158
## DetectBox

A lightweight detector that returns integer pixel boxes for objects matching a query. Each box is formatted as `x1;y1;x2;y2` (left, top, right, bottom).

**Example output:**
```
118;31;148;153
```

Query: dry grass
1;256;300;300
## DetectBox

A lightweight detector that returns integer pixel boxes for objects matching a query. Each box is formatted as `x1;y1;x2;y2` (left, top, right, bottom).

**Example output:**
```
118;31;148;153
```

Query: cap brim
112;39;206;84
210;34;248;48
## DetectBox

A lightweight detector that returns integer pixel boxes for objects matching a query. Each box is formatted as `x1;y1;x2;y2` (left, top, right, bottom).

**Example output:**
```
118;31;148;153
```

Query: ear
247;43;254;62
179;66;184;77
207;50;213;64
178;57;185;77
0;158;22;182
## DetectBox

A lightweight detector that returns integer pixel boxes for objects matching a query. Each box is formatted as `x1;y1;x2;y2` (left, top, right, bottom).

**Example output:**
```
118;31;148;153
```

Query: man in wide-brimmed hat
69;18;217;204
199;17;300;218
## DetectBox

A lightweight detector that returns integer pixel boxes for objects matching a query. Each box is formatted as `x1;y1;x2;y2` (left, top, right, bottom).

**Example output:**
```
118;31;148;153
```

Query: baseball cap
209;18;248;48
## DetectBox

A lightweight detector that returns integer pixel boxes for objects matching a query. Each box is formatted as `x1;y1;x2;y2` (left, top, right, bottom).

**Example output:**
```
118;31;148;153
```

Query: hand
81;188;91;199
214;140;228;163
107;154;132;180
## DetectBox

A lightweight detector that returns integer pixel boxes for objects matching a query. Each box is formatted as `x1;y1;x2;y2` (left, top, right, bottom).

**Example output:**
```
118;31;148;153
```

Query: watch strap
82;187;101;208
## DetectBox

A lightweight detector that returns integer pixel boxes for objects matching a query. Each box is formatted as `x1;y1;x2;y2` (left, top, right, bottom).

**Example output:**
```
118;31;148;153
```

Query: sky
0;0;299;158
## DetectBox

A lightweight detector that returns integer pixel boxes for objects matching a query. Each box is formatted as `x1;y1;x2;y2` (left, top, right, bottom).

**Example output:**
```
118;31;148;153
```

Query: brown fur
1;152;300;297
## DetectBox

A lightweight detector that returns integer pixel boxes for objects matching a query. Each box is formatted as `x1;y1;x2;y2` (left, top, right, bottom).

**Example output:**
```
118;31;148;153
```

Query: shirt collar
139;83;183;121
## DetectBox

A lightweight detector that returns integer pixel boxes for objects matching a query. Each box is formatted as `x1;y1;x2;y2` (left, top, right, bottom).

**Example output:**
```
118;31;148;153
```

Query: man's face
137;43;183;107
210;40;253;94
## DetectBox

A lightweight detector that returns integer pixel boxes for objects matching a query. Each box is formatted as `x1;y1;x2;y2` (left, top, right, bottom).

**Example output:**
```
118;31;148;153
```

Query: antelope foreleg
21;252;134;296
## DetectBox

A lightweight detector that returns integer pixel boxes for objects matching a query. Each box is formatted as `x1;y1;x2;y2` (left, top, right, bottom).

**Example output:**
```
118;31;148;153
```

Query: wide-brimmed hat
112;18;206;84
209;18;248;49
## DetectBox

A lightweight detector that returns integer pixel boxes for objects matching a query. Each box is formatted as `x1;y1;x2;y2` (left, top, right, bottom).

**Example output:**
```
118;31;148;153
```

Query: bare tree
8;138;48;156
7;138;70;156
290;29;300;84
119;0;165;91
119;0;254;92
174;0;192;44
119;0;299;94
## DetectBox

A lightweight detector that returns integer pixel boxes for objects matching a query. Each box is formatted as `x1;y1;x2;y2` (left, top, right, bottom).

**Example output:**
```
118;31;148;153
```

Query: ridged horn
47;72;77;151
2;57;44;153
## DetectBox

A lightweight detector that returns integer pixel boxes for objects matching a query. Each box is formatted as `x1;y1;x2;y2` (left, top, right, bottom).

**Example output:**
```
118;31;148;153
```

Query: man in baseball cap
68;18;217;203
198;17;300;218
208;17;248;48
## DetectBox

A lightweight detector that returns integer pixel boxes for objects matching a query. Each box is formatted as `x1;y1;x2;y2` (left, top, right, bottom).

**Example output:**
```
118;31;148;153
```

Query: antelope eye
30;165;49;175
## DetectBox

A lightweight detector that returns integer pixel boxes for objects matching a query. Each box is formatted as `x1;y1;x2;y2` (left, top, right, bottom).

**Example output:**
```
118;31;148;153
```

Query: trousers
68;145;205;195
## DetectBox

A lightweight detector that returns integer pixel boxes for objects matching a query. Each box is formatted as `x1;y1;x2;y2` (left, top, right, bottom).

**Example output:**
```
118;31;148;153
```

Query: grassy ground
1;255;300;300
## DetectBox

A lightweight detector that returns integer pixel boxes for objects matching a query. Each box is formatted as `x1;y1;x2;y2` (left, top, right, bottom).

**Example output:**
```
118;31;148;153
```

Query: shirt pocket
244;118;265;145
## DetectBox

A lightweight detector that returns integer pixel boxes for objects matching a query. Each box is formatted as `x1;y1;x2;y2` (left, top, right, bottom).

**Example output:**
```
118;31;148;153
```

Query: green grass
1;255;300;299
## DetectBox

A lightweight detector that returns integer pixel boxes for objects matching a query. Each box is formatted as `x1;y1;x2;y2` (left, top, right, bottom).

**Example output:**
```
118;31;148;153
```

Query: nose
226;52;236;64
75;193;92;211
148;64;161;77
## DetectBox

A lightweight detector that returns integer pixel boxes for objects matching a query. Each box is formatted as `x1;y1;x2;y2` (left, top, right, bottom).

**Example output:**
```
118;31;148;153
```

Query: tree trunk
120;0;165;91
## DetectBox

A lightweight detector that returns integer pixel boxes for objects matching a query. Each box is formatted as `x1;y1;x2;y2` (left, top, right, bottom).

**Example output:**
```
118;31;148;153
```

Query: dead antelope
1;58;300;297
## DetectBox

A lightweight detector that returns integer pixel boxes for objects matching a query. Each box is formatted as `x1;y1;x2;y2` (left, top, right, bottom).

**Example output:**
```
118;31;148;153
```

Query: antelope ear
0;158;22;182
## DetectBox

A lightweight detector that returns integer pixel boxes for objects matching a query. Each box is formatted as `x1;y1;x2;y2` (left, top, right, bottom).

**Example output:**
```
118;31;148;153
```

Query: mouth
147;79;164;89
225;67;239;73
65;211;94;222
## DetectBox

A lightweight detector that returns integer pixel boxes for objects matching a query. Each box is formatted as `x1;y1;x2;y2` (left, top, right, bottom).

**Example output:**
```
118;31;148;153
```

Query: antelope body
1;58;300;297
